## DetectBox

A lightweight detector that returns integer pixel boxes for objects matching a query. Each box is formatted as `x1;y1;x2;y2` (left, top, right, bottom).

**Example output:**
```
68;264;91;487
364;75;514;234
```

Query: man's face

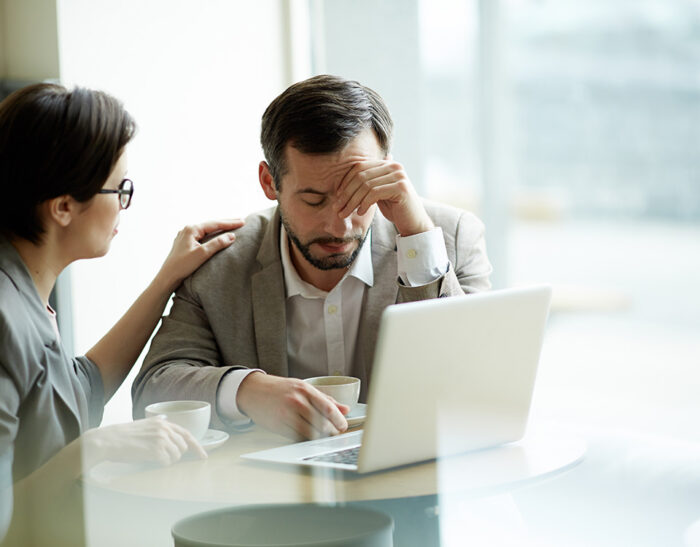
275;129;383;272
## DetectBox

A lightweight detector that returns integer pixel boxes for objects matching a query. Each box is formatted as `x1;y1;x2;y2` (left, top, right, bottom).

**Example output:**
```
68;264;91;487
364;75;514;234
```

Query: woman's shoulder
0;268;23;323
0;270;46;380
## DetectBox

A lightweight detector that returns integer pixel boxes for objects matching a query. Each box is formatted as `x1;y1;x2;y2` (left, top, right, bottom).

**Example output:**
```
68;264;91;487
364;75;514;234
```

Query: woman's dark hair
260;74;393;190
0;83;136;243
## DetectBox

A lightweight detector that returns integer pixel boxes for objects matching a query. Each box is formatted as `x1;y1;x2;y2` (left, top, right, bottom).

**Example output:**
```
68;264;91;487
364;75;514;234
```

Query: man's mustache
310;236;363;246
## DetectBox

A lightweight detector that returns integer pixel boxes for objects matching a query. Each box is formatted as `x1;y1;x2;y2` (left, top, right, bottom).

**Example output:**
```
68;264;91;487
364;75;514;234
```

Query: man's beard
280;212;371;271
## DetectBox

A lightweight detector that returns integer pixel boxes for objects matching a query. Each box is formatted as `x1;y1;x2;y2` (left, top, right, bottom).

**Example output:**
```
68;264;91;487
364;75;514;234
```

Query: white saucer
200;429;229;451
346;403;367;427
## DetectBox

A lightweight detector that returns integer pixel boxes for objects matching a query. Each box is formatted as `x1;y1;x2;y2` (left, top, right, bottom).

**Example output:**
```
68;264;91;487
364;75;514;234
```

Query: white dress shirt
217;223;449;423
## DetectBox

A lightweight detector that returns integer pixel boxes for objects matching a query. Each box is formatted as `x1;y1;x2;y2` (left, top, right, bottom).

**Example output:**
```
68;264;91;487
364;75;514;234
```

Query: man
132;75;492;440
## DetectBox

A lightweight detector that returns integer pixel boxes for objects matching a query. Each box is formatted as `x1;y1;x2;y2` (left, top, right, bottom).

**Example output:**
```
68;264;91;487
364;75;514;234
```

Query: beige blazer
132;202;491;427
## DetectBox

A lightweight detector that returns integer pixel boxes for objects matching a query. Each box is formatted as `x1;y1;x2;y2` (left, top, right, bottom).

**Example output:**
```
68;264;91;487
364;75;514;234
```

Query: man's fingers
336;164;405;217
337;185;371;218
278;422;309;442
308;410;342;438
357;182;406;216
336;160;387;195
291;398;338;439
335;162;365;196
335;162;386;204
308;391;348;433
281;412;319;441
333;401;351;416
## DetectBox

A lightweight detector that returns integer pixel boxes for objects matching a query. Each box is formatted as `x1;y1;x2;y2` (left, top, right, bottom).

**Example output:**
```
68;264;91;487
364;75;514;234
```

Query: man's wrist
217;368;265;423
235;370;266;417
395;212;435;237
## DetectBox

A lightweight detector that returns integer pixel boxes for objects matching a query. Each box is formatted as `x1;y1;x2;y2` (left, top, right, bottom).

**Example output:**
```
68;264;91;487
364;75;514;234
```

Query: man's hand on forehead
333;159;434;237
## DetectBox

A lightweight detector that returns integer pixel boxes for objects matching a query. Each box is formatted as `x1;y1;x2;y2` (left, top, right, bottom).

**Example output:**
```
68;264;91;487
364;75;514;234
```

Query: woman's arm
5;417;205;544
86;219;243;400
11;415;206;491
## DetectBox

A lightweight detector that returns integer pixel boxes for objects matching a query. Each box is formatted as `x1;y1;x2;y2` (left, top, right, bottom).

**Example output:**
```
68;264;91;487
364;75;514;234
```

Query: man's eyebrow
296;188;327;195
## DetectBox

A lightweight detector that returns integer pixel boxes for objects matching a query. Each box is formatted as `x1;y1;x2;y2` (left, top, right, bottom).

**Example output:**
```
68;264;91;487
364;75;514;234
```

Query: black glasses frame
97;178;134;209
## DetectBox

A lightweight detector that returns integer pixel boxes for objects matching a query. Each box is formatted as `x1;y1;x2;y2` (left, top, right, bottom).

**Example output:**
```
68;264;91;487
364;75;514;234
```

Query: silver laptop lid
357;285;552;473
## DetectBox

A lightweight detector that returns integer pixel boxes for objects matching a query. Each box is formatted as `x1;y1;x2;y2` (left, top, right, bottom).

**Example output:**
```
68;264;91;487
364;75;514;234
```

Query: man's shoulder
371;199;484;241
421;199;485;242
189;206;278;284
422;198;481;226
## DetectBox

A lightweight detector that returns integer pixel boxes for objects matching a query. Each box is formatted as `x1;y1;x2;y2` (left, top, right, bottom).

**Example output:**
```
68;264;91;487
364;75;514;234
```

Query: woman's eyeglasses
97;178;134;210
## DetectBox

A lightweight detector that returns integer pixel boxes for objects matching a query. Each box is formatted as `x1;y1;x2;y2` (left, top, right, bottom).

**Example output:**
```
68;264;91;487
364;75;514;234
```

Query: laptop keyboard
304;446;360;465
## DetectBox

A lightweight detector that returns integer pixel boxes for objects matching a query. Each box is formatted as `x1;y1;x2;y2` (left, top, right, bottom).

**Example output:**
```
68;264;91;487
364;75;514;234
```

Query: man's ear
44;195;76;228
258;161;279;201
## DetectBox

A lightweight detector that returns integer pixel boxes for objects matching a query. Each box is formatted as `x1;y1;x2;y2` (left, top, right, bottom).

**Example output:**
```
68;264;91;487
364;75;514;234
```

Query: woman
0;83;243;544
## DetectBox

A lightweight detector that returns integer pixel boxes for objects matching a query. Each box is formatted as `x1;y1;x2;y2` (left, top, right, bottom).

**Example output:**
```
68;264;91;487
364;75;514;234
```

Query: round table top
84;424;586;505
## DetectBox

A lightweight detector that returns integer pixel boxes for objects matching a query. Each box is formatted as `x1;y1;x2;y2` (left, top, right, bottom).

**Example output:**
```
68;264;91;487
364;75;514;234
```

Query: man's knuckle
287;395;306;412
289;378;306;390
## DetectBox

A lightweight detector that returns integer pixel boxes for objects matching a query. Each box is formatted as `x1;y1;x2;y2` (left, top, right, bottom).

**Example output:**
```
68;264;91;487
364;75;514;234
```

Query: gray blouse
0;235;104;488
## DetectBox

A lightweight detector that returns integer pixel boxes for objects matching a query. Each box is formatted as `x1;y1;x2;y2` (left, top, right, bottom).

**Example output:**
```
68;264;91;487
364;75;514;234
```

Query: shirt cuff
217;368;266;425
396;227;449;286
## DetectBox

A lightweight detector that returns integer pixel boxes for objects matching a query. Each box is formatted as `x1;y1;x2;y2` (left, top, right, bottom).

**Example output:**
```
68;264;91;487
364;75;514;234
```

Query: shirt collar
280;225;374;299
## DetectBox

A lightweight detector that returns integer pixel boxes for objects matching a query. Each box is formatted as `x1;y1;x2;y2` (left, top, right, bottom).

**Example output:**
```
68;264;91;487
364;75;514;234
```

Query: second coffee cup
304;376;360;409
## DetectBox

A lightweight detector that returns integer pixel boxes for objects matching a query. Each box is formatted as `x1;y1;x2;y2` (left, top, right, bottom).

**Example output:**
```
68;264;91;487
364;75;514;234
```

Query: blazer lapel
251;210;288;376
353;216;399;400
0;236;84;430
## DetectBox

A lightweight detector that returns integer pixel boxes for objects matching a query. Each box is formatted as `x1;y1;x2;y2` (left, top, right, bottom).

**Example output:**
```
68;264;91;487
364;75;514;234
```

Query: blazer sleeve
0;364;20;489
0;365;17;541
72;356;105;429
0;311;22;537
397;210;492;303
131;276;242;427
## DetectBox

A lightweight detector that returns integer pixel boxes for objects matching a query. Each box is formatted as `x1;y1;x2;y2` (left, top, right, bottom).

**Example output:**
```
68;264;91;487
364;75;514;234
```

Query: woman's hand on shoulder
157;219;245;292
83;416;207;468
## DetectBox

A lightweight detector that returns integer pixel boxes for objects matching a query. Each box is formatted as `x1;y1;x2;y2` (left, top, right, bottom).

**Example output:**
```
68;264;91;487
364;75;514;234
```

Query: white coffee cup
304;376;361;409
144;400;211;440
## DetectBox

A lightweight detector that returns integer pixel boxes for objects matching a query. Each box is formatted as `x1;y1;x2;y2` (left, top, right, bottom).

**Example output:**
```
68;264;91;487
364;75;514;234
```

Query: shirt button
327;304;338;314
406;249;418;259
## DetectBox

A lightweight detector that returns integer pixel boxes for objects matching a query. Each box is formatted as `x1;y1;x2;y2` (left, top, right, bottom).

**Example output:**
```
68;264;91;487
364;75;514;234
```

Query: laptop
241;285;552;473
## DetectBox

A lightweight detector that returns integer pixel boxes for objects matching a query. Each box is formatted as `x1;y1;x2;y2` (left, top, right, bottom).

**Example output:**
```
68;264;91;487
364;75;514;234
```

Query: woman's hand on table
156;219;245;293
82;416;207;468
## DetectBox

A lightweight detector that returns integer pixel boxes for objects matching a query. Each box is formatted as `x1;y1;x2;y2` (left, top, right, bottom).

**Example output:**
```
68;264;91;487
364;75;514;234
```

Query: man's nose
324;210;353;238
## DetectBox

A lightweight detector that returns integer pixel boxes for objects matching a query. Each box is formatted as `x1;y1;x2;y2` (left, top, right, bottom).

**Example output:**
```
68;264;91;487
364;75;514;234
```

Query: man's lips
316;241;354;254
